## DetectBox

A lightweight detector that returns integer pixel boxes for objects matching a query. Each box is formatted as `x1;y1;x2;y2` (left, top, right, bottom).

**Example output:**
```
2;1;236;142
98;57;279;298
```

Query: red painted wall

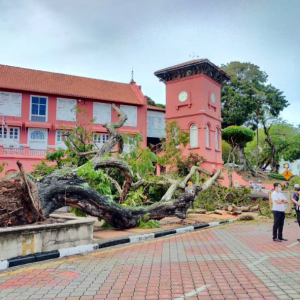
0;81;147;175
165;74;223;172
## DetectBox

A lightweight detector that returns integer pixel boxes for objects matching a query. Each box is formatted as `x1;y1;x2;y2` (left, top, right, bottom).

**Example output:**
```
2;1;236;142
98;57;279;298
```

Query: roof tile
0;65;143;105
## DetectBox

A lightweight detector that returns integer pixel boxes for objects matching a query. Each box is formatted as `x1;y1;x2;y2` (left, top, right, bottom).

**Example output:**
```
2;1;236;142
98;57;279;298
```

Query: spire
130;67;135;83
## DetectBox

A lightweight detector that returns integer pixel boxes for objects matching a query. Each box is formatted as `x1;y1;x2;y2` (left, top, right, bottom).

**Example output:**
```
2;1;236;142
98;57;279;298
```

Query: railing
0;146;51;156
2;147;25;155
29;149;49;156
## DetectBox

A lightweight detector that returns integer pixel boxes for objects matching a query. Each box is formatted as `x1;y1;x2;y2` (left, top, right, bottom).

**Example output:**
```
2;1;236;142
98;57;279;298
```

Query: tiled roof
147;105;166;112
155;59;229;76
0;64;144;105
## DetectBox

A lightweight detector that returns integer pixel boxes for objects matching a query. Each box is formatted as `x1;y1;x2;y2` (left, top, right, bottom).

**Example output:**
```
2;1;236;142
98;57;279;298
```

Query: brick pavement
1;220;300;300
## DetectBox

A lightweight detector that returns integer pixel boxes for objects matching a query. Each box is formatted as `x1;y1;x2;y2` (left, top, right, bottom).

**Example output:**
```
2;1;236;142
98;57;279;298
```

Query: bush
222;126;254;146
239;214;255;221
194;185;251;211
137;214;160;229
288;176;300;189
175;153;205;177
269;173;296;181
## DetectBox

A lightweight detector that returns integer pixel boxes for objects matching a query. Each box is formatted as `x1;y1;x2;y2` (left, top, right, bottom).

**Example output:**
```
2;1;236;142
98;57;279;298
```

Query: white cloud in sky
0;0;299;124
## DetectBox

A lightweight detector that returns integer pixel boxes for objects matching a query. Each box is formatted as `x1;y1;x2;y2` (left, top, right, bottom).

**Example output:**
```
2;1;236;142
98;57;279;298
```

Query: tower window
215;128;219;150
206;125;210;148
190;124;198;148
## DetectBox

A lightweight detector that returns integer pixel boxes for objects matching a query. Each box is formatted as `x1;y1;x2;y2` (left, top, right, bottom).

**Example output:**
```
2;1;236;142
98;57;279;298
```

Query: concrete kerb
0;219;237;271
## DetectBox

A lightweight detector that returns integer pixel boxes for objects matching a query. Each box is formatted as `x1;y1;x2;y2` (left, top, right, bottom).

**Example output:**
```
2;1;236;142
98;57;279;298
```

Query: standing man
272;183;289;242
292;187;300;226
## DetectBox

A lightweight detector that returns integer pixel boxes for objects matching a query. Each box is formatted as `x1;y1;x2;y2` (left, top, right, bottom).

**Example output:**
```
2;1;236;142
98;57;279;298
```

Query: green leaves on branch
222;126;254;147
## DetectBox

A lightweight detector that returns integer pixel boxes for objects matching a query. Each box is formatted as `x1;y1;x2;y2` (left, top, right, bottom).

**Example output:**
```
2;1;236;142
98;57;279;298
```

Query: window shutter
93;103;111;124
190;124;199;148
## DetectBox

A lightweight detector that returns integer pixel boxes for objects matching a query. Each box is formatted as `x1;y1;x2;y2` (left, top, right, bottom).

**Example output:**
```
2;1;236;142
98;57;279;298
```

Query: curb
0;219;236;271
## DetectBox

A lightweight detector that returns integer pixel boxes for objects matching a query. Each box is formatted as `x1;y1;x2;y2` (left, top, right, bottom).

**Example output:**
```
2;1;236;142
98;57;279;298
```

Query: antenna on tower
189;52;199;59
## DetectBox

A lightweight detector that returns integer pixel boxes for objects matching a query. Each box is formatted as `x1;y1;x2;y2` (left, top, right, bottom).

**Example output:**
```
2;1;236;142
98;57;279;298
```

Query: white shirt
272;191;286;212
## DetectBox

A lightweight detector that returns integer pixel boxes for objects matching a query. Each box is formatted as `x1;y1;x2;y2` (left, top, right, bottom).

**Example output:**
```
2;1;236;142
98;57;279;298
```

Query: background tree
222;126;254;176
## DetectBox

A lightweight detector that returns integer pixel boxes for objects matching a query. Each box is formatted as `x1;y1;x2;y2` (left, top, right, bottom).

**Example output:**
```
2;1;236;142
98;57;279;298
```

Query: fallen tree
0;104;221;228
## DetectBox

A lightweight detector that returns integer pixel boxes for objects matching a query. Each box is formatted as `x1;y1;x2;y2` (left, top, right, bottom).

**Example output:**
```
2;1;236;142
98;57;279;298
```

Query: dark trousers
273;211;285;239
296;210;300;227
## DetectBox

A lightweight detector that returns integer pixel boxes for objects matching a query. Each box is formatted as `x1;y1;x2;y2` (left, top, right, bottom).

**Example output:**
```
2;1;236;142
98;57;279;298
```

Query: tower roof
154;59;230;85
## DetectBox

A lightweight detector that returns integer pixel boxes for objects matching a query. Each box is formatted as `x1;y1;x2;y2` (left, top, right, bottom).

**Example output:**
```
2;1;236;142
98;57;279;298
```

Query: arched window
206;125;210;148
30;130;45;140
215;128;219;150
190;124;198;148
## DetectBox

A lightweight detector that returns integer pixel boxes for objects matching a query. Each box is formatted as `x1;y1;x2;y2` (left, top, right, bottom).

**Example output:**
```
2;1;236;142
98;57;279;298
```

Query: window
30;130;45;140
0;92;22;117
215;128;219;150
93;103;111;124
57;98;76;121
206;125;210;148
31;96;47;122
0;127;19;141
190;124;198;148
120;105;137;127
93;133;109;144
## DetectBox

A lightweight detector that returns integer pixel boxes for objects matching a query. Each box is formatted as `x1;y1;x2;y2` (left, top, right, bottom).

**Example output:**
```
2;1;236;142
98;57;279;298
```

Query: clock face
178;91;188;102
211;93;216;104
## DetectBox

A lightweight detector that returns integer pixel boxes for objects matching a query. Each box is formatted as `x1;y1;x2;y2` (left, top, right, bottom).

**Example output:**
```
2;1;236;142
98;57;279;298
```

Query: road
1;219;300;300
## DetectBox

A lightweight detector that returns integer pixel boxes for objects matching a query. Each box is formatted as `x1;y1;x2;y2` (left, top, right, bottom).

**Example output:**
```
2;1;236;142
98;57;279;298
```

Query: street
1;220;300;300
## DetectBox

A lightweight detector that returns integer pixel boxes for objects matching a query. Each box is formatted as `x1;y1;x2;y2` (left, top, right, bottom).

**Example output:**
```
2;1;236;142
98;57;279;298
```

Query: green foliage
256;198;273;218
122;187;145;207
76;161;112;195
137;214;160;229
222;140;239;164
0;162;7;174
158;120;189;168
288;176;300;189
194;185;251;211
175;153;205;177
70;207;87;217
221;61;289;128
269;173;295;181
222;126;254;147
31;161;57;179
46;149;65;168
148;184;169;203
122;133;157;178
101;221;112;228
61;106;96;167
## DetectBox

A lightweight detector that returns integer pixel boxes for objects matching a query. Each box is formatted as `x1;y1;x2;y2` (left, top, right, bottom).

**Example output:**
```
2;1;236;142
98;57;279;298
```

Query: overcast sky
0;0;299;123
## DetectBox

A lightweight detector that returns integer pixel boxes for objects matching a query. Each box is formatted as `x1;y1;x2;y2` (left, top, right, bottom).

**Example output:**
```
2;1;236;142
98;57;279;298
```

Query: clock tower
155;59;230;172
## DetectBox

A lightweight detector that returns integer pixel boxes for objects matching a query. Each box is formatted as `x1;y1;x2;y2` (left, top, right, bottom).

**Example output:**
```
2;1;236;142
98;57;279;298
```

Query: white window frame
30;95;48;123
55;130;68;149
206;125;210;148
28;128;48;149
190;124;199;149
0;126;20;142
0;91;22;117
93;133;109;145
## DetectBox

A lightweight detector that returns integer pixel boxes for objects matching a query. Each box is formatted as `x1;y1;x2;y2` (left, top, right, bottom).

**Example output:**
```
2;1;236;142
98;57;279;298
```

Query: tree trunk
0;169;221;229
236;145;247;170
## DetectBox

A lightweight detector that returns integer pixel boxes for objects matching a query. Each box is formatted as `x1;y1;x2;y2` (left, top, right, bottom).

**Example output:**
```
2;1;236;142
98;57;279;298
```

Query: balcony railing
29;149;49;156
2;147;25;155
0;146;51;156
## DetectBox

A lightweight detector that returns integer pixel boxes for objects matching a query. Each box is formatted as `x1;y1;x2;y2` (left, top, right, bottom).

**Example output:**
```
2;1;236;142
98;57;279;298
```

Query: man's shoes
279;238;288;241
273;238;282;242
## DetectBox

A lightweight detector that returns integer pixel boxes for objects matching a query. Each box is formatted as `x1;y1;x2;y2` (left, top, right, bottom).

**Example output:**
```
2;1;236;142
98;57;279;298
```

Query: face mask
278;188;282;192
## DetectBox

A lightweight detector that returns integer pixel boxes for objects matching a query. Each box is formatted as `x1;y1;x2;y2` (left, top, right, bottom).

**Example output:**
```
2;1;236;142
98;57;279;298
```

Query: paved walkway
1;219;300;300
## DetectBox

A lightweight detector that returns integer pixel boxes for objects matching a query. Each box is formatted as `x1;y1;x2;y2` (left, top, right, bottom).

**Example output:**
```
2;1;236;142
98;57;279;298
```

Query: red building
0;65;153;174
0;59;229;176
155;59;230;172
